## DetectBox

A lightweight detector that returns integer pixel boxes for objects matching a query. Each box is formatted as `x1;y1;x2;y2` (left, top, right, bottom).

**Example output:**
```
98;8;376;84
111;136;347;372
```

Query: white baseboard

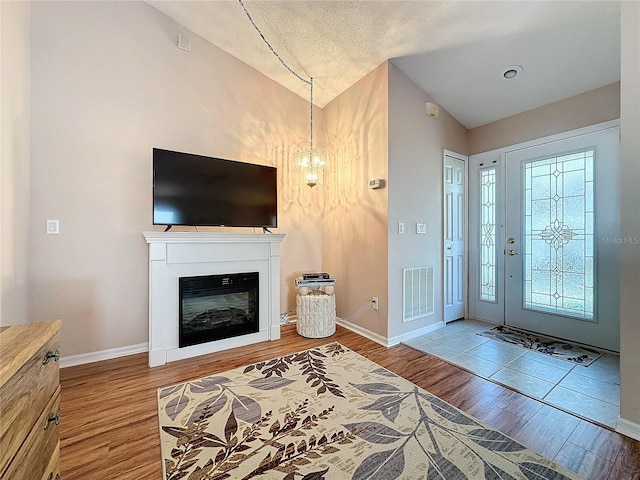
60;342;148;369
281;314;298;325
616;416;640;441
335;318;446;348
387;321;445;346
335;318;390;347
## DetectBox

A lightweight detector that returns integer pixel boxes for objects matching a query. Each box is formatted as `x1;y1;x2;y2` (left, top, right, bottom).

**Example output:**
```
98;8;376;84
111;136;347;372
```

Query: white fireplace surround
143;232;285;367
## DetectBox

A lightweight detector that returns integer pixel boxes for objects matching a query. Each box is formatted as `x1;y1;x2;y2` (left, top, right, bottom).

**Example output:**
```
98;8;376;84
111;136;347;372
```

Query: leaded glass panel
523;149;594;319
480;168;496;302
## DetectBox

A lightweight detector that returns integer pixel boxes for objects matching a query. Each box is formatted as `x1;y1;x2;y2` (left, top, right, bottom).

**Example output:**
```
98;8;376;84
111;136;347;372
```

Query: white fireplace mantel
143;232;285;367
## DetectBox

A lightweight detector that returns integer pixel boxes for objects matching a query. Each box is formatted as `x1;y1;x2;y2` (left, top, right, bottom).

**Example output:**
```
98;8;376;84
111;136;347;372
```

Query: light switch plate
178;34;191;52
46;219;59;235
416;223;427;234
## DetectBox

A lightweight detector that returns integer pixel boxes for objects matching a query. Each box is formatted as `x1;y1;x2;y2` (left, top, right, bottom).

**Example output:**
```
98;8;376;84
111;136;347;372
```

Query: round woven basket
296;292;336;338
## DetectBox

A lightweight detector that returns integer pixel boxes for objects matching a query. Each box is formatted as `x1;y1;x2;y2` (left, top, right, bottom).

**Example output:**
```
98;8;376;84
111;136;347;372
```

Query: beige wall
322;63;389;338
321;62;468;341
468;82;620;155
12;4;640;436
619;1;640;429
29;1;322;356
0;2;30;326
387;64;468;339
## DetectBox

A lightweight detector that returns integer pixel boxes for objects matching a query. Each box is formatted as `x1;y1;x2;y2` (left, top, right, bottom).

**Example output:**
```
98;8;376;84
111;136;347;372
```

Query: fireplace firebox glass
179;272;259;348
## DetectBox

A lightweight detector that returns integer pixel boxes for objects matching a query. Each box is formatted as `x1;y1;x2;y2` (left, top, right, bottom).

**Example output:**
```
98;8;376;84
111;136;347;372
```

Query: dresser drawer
0;334;59;475
1;387;61;480
40;440;60;480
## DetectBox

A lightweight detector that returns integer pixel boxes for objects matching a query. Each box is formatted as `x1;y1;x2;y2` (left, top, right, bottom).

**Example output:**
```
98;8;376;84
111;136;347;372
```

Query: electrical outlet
372;297;379;310
416;223;427;234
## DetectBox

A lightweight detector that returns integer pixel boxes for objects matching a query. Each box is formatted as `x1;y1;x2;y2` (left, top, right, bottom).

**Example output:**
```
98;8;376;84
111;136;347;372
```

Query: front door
503;127;620;350
468;123;620;351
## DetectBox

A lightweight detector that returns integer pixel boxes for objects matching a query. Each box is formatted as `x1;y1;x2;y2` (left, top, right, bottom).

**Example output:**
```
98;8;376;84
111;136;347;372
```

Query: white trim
335;318;390;347
60;342;149;368
282;314;298;325
388;321;445;346
469;315;500;326
443;150;467;162
335;318;445;347
468;119;621;330
616;416;640;441
142;231;286;244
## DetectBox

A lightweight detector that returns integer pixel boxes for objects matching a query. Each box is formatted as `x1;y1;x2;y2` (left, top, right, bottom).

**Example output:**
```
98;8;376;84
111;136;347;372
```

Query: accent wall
322;62;468;343
322;62;390;341
387;64;468;340
468;82;620;155
28;1;323;356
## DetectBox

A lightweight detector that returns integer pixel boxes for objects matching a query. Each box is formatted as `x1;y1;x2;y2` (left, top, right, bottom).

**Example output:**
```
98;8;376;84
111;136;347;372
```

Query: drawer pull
45;412;61;429
43;349;60;364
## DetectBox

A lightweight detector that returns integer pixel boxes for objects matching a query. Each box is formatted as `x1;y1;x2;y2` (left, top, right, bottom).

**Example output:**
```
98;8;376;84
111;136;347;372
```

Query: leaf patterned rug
157;343;581;480
478;325;604;366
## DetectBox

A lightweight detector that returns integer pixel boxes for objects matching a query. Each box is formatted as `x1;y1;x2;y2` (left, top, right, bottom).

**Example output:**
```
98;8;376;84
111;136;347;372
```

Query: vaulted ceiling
148;1;620;128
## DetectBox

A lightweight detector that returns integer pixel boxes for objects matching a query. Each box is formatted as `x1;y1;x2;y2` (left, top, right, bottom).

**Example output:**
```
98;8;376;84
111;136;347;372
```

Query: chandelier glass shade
294;146;329;188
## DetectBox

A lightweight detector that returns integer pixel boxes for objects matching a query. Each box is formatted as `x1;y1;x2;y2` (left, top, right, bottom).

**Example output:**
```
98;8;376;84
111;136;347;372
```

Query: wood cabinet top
0;320;62;388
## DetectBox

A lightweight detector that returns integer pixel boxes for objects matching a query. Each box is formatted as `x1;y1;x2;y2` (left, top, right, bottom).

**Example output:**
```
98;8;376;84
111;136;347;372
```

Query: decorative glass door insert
523;149;595;320
480;168;497;302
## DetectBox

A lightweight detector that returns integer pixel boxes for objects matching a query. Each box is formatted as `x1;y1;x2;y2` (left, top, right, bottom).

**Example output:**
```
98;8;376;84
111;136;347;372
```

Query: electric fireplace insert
179;272;259;348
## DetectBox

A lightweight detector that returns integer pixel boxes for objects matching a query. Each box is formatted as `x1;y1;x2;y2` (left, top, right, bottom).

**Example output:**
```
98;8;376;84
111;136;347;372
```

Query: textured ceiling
148;1;621;128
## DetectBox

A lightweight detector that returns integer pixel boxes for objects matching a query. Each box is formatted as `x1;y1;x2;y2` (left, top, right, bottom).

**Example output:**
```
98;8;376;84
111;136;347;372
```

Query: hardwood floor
59;325;640;480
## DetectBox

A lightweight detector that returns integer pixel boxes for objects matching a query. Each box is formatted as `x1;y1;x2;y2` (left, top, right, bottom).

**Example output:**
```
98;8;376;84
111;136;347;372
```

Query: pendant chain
238;0;315;155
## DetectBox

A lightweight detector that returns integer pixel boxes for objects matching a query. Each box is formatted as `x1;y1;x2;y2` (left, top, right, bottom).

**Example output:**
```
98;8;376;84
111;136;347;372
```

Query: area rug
478;325;604;366
157;343;580;480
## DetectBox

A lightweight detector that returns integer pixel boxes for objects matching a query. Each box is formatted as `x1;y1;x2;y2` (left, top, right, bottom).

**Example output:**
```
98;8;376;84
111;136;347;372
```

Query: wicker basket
296;292;336;338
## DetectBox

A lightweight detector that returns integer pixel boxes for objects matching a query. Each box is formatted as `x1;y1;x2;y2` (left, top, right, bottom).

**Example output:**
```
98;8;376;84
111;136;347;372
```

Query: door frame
468;120;620;348
443;150;469;323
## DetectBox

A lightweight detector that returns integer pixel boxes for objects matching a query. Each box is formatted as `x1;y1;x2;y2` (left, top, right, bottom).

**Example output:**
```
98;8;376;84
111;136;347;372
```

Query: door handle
507;249;519;256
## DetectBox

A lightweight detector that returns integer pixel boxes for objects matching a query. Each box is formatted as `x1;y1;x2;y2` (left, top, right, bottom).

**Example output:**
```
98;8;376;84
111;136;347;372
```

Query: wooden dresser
0;320;62;480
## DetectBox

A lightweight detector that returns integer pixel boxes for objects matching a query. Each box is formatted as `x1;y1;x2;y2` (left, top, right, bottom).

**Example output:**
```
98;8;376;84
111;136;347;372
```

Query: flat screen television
153;148;277;228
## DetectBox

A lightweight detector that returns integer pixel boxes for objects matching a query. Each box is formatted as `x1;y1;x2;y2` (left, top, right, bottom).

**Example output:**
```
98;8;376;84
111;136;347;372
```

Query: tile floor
404;318;621;428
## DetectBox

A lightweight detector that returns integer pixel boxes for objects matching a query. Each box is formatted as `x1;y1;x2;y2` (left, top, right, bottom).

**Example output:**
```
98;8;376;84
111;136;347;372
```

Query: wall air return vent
403;266;434;322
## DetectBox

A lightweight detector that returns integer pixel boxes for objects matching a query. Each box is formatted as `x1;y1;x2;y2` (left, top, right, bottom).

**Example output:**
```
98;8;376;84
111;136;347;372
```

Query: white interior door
504;127;620;350
444;152;466;323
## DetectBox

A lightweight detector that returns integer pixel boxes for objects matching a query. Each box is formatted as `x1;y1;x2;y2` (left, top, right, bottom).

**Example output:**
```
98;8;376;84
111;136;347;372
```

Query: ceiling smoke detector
502;65;523;80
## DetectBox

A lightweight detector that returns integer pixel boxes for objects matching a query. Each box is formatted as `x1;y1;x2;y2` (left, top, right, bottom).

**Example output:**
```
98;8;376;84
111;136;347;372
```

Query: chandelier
294;145;330;188
239;0;329;188
292;78;329;187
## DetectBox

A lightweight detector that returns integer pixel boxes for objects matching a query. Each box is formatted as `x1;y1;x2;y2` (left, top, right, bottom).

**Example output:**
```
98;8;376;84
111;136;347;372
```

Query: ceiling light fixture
239;0;328;188
502;65;524;80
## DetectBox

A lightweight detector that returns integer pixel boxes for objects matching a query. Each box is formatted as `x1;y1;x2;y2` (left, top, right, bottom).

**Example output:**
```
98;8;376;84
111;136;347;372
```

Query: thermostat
368;178;382;189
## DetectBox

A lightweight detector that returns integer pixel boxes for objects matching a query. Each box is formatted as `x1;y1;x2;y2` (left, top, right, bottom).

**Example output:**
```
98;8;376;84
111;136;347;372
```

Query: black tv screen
153;148;277;228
